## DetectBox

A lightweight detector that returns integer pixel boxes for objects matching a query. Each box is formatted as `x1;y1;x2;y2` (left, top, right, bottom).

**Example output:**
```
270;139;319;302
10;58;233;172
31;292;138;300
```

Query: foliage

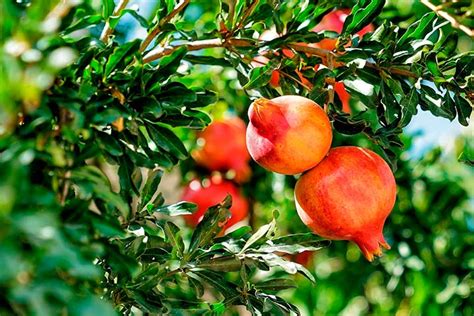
0;0;472;314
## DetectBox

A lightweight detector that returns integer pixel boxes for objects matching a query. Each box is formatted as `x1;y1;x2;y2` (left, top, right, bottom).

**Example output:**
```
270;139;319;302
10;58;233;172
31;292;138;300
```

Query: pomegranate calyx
353;233;390;262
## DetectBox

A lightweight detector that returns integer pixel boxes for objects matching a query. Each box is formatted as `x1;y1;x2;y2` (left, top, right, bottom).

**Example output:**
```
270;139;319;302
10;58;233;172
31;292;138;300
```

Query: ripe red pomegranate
294;146;396;261
181;177;249;230
246;95;332;175
313;9;374;50
192;117;251;183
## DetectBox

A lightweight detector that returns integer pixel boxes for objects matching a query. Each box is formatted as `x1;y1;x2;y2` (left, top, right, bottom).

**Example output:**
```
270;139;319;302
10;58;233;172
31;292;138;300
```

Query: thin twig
143;38;224;63
326;52;335;111
60;171;71;205
100;0;130;43
421;0;473;37
139;0;191;52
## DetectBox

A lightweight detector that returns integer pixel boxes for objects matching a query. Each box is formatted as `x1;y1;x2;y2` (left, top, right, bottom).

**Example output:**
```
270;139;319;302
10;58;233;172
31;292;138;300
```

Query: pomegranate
192;117;251;183
313;9;374;50
294;146;396;261
181;177;249;230
246;95;332;175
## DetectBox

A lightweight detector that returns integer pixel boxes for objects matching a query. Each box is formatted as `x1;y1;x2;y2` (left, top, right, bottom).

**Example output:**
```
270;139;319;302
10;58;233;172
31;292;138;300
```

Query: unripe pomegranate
181;177;249;230
246;95;332;175
313;9;374;50
192;117;251;183
295;146;396;261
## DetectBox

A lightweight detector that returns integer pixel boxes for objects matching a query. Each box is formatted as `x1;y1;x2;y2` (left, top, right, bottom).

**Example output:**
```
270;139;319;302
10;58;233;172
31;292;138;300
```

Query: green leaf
453;94;472;126
157;82;197;105
153;201;197;216
69;296;116;316
71;166;130;218
426;53;443;79
197;256;242;272
96;131;123;156
184;55;232;67
255;278;297;291
104;40;141;77
109;9;149;29
63;15;103;34
244;65;273;90
400;88;419;127
91;215;125;238
146;124;188;160
419;84;454;120
158;46;188;78
239;217;277;254
189;271;241;299
332;114;369;135
188;196;232;255
118;156;140;197
342;0;385;35
458;138;474;166
101;0;115;19
164;222;185;257
436;32;458;60
139;169;163;210
244;252;315;282
127;290;164;313
188;276;205;298
259;233;330;254
397;12;436;47
380;80;401;126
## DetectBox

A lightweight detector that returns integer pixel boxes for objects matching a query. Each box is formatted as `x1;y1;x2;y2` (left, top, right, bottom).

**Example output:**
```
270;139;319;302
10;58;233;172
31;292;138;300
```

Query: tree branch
100;0;130;43
143;37;421;81
143;38;223;63
421;0;473;37
139;0;191;52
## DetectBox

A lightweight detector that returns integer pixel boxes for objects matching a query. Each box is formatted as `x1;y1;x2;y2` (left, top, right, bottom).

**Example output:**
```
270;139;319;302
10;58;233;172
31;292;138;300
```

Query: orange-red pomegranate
295;146;396;261
313;9;374;50
181;177;249;230
246;95;332;175
192;117;251;183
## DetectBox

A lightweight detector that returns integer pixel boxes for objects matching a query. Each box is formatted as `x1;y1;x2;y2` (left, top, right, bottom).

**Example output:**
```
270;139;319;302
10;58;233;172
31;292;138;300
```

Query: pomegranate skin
192;117;251;183
182;177;249;230
294;146;396;261
246;96;332;175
